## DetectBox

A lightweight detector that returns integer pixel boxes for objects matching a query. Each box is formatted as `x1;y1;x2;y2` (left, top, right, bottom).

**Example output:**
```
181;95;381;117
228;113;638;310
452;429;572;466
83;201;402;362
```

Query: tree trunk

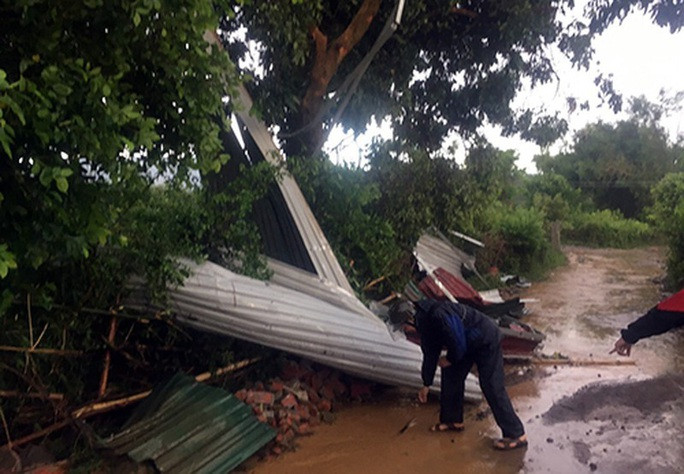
284;0;382;158
550;220;562;251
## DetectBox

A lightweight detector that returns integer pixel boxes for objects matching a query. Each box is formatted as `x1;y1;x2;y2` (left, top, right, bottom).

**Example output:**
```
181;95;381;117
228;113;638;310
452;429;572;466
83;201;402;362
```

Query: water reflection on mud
251;247;683;474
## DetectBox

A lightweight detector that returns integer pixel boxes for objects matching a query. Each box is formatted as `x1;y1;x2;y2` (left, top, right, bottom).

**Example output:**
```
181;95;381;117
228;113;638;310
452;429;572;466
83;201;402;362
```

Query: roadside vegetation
1;0;683;468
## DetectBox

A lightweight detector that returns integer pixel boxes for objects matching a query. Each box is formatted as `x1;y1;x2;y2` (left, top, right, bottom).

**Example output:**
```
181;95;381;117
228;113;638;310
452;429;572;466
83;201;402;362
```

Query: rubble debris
241;359;379;457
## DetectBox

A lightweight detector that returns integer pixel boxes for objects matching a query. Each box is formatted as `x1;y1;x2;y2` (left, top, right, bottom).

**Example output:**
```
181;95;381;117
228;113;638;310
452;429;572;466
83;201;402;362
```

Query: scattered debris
398;417;417;434
236;359;378;456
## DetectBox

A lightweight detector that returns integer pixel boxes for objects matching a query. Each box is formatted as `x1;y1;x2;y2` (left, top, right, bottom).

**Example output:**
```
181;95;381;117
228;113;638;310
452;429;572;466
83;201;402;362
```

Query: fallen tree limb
0;357;261;450
194;357;261;382
531;358;636;367
363;276;385;291
0;346;82;356
0;390;64;401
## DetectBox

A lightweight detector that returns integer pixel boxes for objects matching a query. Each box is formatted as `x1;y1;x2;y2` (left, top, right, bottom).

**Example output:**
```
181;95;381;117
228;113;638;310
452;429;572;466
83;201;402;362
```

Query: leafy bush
477;206;560;277
289;155;401;294
649;172;684;286
564;209;654;248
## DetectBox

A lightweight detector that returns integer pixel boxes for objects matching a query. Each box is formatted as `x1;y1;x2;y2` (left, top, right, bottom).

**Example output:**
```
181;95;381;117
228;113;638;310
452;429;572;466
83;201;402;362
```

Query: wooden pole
0;346;82;356
530;358;636;367
98;316;118;398
1;357;261;450
0;390;64;401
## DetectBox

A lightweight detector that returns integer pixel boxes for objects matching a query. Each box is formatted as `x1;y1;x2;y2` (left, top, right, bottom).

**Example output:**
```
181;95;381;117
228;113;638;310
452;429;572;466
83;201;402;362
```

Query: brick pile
235;358;376;456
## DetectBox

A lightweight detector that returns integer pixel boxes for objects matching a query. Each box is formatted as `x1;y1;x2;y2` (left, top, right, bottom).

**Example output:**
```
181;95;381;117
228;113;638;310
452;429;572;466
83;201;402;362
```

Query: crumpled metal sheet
103;373;275;473
414;231;477;278
234;86;354;295
154;260;482;401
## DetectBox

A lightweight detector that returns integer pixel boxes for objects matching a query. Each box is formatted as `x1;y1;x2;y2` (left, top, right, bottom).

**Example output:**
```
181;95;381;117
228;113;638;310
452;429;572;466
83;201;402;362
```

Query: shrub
564;209;654;248
477;206;559;277
649;172;684;287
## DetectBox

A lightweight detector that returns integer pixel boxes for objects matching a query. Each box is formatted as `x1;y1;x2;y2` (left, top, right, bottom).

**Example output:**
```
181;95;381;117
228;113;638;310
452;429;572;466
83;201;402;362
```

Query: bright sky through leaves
325;8;684;173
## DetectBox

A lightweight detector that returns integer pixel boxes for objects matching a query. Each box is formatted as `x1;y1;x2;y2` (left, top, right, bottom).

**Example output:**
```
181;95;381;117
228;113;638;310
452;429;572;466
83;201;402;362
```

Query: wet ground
248;246;684;473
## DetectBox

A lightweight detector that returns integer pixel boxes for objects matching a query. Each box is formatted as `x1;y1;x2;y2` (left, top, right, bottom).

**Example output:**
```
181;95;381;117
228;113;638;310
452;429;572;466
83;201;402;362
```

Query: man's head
388;299;416;326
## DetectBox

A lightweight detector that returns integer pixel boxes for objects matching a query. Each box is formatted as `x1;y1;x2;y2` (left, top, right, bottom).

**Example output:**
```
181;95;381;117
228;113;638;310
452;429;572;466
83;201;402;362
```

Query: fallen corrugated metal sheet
414;230;476;278
267;258;374;318
234;85;354;296
149;260;481;401
129;84;482;402
103;373;275;473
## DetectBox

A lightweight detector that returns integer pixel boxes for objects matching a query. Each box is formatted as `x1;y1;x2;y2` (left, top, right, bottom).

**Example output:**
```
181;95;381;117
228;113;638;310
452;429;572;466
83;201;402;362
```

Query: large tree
0;0;253;310
535;97;684;218
221;0;684;159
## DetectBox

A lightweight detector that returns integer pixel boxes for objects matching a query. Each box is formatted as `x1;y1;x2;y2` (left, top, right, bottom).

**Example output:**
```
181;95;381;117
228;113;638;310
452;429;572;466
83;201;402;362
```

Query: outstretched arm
620;307;684;344
609;337;632;356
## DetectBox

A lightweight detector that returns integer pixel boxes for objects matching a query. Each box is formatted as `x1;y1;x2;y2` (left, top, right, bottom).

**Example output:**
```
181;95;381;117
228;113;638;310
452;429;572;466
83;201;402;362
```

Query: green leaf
102;84;111;96
39;168;52;187
55;177;69;193
53;83;72;96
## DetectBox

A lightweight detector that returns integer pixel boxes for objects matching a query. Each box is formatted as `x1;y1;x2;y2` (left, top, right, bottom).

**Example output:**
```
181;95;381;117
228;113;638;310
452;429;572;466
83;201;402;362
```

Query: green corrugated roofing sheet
103;373;275;473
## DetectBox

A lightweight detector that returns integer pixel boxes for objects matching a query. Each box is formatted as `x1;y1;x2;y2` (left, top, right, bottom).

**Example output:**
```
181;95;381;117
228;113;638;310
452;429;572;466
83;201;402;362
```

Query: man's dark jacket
414;299;500;387
621;289;684;344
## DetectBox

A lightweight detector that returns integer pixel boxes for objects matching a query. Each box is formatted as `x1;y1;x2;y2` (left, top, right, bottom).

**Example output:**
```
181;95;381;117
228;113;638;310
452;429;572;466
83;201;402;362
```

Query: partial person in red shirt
611;289;684;356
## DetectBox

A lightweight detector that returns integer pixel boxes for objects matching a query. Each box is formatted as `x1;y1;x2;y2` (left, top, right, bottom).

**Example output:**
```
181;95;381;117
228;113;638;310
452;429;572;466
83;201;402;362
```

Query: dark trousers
440;342;524;438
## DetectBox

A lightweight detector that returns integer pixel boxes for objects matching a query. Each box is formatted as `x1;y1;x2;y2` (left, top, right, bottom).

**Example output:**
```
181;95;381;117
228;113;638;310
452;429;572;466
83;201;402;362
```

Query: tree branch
300;0;382;130
451;6;477;19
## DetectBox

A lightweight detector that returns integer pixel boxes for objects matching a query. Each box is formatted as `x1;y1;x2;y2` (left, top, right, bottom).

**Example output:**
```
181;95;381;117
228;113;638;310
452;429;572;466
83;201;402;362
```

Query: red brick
307;389;320;403
282;428;296;443
297;422;311;435
272;446;282;455
350;380;373;399
235;389;248;402
319;385;335;401
317;399;332;412
281;393;297;408
311;373;324;391
296;404;310;420
269;380;285;392
280;364;297;381
252;390;275;405
330;377;347;397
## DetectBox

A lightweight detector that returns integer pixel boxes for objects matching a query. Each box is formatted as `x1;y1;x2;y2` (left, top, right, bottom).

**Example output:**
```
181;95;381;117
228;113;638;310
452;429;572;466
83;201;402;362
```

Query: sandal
430;422;464;432
493;435;528;450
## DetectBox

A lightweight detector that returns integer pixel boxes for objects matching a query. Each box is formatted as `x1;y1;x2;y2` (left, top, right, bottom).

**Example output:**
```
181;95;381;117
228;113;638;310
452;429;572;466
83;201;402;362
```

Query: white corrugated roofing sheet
414;231;476;278
235;86;354;295
165;260;482;401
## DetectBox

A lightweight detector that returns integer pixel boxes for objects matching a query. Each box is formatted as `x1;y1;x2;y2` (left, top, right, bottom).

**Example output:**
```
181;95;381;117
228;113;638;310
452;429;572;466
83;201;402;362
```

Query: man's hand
609;337;632;357
438;356;451;368
418;386;429;403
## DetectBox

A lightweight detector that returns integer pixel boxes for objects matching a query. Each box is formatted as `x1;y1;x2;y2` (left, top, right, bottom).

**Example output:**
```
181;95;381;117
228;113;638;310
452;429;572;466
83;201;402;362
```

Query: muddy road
250;246;684;474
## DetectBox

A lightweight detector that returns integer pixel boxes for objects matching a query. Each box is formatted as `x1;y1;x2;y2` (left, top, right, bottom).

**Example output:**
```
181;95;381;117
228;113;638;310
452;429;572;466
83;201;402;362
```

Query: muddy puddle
247;246;684;473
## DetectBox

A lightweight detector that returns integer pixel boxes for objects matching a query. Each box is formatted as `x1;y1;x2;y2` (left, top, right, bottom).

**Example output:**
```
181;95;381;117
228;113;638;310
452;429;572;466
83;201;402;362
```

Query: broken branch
363;276;386;291
1;357;262;449
0;346;82;356
0;390;64;401
531;358;636;367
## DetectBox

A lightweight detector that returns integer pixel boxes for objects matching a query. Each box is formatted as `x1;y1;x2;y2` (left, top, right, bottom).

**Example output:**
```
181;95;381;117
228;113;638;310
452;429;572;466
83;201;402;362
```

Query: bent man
611;288;684;356
390;298;527;450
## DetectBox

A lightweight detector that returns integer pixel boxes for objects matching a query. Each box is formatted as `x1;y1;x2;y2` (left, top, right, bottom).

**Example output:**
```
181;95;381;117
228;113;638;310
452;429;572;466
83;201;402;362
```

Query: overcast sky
324;8;684;173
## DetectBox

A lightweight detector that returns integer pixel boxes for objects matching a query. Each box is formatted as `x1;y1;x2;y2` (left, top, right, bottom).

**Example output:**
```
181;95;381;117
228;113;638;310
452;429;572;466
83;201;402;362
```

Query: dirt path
249;246;684;473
